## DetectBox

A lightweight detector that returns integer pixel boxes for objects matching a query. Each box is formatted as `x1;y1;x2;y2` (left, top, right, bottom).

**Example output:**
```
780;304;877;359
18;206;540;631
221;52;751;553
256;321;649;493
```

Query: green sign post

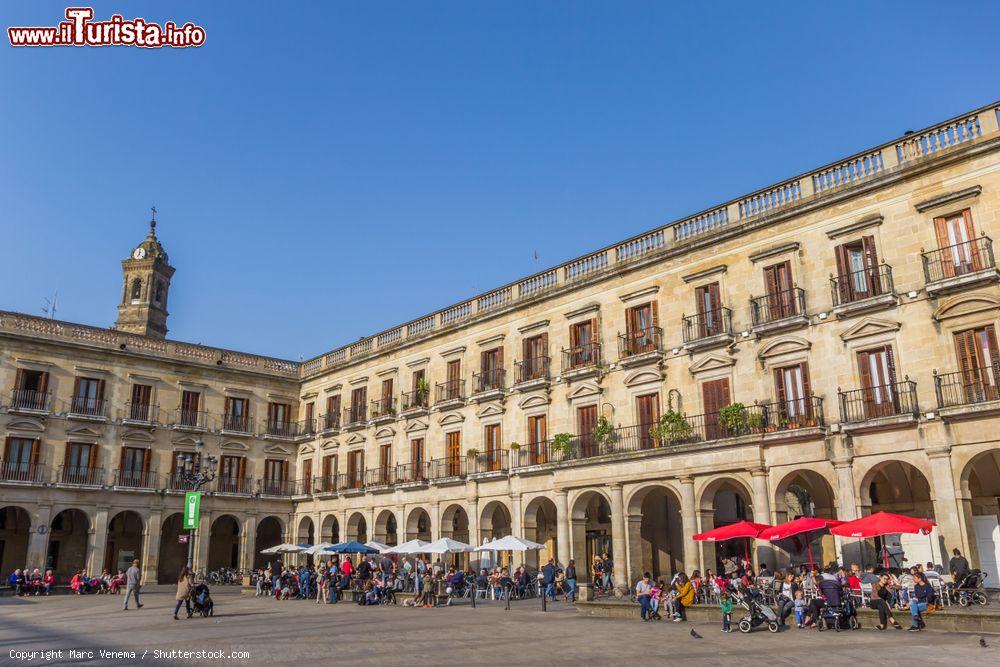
183;491;201;530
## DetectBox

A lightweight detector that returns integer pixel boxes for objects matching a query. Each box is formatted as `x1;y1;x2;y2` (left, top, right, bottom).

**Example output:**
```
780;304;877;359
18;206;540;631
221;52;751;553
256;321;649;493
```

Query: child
650;580;664;621
720;591;734;632
793;589;806;627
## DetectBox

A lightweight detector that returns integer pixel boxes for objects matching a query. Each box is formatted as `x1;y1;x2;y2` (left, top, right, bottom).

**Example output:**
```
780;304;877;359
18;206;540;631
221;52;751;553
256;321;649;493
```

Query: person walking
565;560;577;602
173;567;194;620
122;559;143;610
542;558;557;602
601;552;614;591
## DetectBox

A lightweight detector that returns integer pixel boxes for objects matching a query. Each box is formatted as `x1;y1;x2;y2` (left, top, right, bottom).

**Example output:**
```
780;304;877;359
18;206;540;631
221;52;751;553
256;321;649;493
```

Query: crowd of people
6;568;55;596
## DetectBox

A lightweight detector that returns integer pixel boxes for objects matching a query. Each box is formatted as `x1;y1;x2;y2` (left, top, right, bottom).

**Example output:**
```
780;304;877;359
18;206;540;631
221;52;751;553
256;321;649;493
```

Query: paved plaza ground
1;586;997;666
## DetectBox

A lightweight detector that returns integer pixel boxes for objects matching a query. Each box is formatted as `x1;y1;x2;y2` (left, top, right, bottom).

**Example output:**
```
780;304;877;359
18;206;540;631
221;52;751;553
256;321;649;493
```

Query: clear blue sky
2;1;998;360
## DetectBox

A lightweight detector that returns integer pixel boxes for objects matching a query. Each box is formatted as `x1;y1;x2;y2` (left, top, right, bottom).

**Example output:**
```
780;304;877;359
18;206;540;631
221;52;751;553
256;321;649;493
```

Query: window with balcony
477;347;505;392
63;442;98;485
378;444;392;484
849;345;906;420
403;369;429;411
701;378;731;440
301;459;312;494
218;455;246;493
304;401;315;433
320;453;337;492
695;283;724;338
128;383;153;422
774;362;813;426
445;431;462;476
527;414;547;464
621;302;661;359
263;458;289;495
566;319;600;370
179;390;202;427
518;334;549;382
437;360;464;403
324;394;341;430
347;450;364;488
484;423;502;471
947;325;1000;405
267;402;293;436
577;404;599;456
117;446;150;487
932;209;983;278
372;379;394;418
833;236;884;303
224;396;250;432
71;377;106;417
349;387;367;424
2;436;39;481
11;368;49;411
635;394;660;450
168;450;199;490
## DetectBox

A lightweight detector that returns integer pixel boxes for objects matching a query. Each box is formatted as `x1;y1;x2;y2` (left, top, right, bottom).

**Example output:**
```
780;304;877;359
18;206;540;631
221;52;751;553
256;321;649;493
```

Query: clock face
132;247;146;260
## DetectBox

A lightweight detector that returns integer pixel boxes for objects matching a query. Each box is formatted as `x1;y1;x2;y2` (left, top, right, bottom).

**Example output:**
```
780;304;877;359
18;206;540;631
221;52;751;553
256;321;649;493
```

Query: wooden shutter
141;448;151;475
96;379;106;402
37;372;48;395
934;215;953;254
590;318;600;360
774;367;788;408
13;369;23;392
651;301;659;329
569;323;580;349
857;350;874;390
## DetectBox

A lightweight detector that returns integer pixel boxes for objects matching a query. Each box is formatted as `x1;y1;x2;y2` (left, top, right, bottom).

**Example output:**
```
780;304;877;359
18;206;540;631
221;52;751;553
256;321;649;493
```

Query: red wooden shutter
142;448;150;475
570;323;580;349
96;379;106;402
37;372;48;395
590;318;600;358
651;301;659;329
857;350;874;390
13;369;23;392
933;216;952;252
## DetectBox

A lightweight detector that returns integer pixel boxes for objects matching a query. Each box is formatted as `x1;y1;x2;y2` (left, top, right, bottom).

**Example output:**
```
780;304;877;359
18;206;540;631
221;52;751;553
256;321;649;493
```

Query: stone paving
1;586;997;666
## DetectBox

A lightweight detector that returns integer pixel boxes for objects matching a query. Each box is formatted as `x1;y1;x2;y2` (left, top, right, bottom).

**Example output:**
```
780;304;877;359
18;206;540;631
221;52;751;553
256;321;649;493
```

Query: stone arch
0;505;32;575
254;516;284;570
773;469;838;521
523;495;558;569
105;510;145;574
569;489;613;579
297;516;315;545
320;514;340;544
157;512;186;583
208;514;241;570
479;500;512;543
626;483;684;581
440;504;470;569
373;510;398;547
405;507;431;542
696;476;754;573
346;512;368;543
48;509;90;580
959;449;1000;580
857;459;936;569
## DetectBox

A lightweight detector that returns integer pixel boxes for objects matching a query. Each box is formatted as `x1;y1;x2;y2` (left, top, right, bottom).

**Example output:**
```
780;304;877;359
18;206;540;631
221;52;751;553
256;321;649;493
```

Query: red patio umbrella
692;520;772;563
758;517;844;570
830;512;936;567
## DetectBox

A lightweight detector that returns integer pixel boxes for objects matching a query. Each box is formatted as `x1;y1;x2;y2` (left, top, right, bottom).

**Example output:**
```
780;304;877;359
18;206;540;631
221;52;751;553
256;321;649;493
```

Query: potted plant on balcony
416;377;430;404
650;410;692;443
592;416;616;452
466;447;480;459
747;410;764;433
508;441;521;451
551;432;573;456
718;403;749;434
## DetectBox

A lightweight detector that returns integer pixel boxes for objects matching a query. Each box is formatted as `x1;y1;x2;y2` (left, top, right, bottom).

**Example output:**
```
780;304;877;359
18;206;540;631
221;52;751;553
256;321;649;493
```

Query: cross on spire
150;205;157;233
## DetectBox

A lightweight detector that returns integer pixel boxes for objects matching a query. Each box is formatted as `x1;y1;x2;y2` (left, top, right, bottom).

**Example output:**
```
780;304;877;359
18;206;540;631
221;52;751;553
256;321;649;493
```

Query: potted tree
650;410;693;443
592;416;616;453
551;433;573;457
718;403;749;434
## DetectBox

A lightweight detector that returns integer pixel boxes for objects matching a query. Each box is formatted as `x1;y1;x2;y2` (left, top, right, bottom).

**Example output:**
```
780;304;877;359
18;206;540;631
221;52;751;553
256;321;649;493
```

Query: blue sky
2;1;998;360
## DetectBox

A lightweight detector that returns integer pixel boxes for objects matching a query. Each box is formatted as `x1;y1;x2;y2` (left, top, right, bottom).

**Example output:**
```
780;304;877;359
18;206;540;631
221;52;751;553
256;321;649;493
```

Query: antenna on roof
42;291;58;319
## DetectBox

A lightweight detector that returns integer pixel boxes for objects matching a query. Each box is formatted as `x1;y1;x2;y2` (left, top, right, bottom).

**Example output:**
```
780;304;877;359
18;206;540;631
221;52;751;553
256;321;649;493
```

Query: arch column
510;493;522;538
554;490;570;568
679;477;699;573
697;509;716;573
194;511;212;572
394;507;405;545
832;458;859;521
142;512;162;582
26;505;52;571
88;507;110;574
430;502;441;542
240;515;257;571
609;483;627;588
626;513;643;585
467;497;480;569
750;469;774;569
927;445;968;565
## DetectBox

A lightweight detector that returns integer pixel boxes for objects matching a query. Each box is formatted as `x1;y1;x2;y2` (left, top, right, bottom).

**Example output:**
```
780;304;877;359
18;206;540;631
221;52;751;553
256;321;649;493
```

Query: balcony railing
113;468;158;489
682;307;733;343
9;389;51;412
831;264;894;306
838;380;919;422
123;401;158;424
173;408;209;430
429;456;469;479
68;396;109;419
339;470;365;491
166;471;195;491
0;460;47;483
515;356;550;384
313;474;339;494
435;379;465;404
320;412;341;431
922;236;996;284
364;466;396;487
265;419;299;438
618;327;663;359
473;368;506;394
58;465;104;486
750;288;806;326
469;449;508;474
343;405;367;427
370;397;396;419
258;478;297;496
395;461;431;484
562;343;602;373
401;390;430;412
216;476;252;494
221;414;253;433
934;365;1000;409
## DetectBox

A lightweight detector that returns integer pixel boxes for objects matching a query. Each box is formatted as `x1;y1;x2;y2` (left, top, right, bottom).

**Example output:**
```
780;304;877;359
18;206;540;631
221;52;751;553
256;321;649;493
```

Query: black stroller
732;585;779;633
191;583;214;617
952;570;989;607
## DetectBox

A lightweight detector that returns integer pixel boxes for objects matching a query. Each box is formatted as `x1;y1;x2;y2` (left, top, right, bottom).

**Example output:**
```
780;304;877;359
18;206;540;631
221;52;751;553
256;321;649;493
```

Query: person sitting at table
515;567;530;598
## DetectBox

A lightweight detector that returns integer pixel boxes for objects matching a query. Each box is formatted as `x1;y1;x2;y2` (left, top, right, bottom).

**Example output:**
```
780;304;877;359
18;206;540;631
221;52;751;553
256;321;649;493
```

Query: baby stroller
952;570;989;607
191;583;214;617
817;590;859;631
733;585;779;633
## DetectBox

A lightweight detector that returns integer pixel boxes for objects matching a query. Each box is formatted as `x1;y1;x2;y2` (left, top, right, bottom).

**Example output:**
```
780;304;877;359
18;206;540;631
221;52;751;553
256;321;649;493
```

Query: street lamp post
175;438;218;571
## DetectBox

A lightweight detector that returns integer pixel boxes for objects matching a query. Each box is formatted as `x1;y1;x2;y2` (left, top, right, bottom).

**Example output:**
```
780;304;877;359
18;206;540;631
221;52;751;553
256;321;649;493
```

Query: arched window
154;281;163;303
131;278;142;301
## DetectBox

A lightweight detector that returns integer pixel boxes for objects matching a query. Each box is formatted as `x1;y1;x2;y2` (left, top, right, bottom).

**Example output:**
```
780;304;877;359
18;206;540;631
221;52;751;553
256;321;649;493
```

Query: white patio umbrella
365;541;390;553
423;537;474;554
478;537;495;569
259;543;305;554
474;535;544;552
302;542;334;555
385;539;430;554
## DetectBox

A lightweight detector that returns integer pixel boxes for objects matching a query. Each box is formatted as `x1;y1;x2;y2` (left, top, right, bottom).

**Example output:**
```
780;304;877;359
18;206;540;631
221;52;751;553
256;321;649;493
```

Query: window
702;378;731;439
347;450;364;488
635;393;660;449
224;397;250;431
180;390;201;426
375;378;394;416
2;437;38;480
834;236;880;302
409;439;425;481
219;455;246;493
304;401;315;430
129;384;153;421
568;319;599;368
267;402;292;435
118;446;150;487
527;414;547;464
774;362;813;426
324;395;341;429
577;404;599;456
954;325;999;402
480;347;504;391
521;334;548;380
263;459;288;495
762;261;796;320
131;278;142;301
695;283;723;337
934;209;981;277
321;454;337;491
350;387;367;423
12;369;49;410
445;359;462;399
72;377;105;415
62;442;95;484
301;459;313;494
446;431;462;476
856;346;899;418
154;281;164;303
484;424;501;471
378;444;391;483
624;303;658;355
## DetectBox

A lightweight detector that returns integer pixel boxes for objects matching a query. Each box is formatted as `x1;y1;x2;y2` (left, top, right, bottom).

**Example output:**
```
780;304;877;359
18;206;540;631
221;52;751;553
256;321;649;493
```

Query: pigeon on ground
980;637;988;648
690;629;702;639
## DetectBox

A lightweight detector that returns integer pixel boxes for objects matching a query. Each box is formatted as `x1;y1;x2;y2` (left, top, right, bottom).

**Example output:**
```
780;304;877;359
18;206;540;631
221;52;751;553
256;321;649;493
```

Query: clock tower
114;213;175;339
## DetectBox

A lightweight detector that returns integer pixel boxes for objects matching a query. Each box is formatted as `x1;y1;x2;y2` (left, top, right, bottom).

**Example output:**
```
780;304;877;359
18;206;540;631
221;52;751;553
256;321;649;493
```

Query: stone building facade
3;101;1000;586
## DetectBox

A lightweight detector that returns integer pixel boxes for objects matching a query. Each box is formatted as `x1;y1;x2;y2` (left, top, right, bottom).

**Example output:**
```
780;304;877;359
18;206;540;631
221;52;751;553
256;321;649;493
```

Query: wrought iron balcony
618;327;663;359
8;389;51;413
320;412;341;431
429;455;469;479
258;478;298;497
343;405;367;427
221;414;253;433
123;401;158;424
0;460;48;484
395;461;431;484
166;471;196;491
750;288;807;329
473;368;506;394
172;408;209;430
339;470;365;491
561;343;602;373
515;356;550;384
401;390;430;412
830;264;895;307
58;465;104;486
370;397;396;420
838;380;919;423
922;236;998;292
682;307;733;344
313;474;339;494
215;476;252;495
364;466;396;487
264;419;299;438
113;468;158;489
435;379;465;404
468;449;508;474
934;365;1000;409
68;396;109;419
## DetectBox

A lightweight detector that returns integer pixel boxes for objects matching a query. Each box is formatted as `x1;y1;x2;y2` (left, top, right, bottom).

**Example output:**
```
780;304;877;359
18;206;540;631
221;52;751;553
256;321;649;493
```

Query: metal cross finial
150;205;157;232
